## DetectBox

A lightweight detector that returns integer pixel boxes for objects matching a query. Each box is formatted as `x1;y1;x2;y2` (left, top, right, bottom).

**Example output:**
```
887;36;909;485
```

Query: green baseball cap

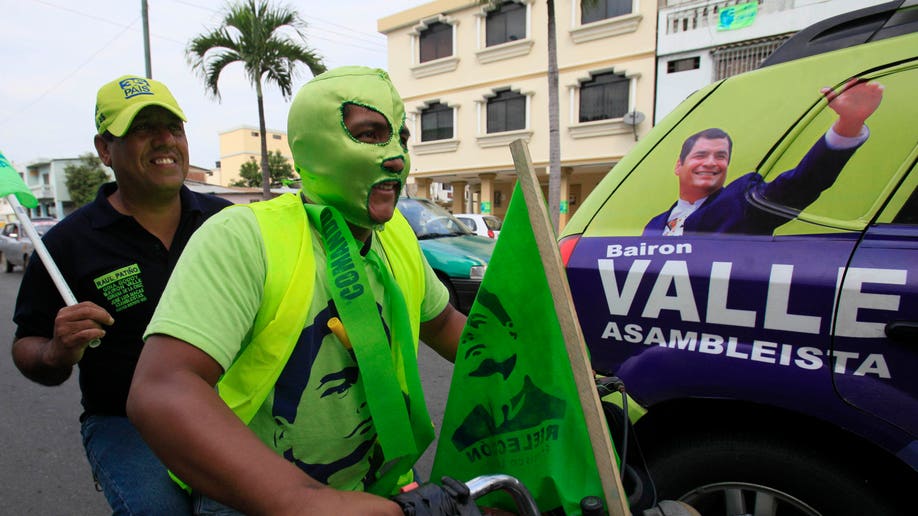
94;75;186;137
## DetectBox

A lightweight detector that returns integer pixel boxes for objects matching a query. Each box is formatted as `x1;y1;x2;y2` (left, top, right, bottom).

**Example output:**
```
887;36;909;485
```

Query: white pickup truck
0;218;57;272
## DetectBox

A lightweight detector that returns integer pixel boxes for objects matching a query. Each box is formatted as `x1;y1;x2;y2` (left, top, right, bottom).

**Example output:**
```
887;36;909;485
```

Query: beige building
379;0;657;227
215;126;292;187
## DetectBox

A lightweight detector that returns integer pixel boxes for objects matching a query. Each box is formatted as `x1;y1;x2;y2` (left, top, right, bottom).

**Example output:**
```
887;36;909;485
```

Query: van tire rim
679;482;820;516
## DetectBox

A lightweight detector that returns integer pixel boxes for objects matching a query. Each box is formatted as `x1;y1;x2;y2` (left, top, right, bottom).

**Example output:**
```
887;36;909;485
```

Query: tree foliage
187;0;326;199
230;150;296;187
64;153;109;207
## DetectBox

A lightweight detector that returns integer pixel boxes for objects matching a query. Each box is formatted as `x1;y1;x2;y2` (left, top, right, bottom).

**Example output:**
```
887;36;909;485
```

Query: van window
583;67;826;237
579;43;916;240
880;157;918;225
894;185;918;224
759;65;918;234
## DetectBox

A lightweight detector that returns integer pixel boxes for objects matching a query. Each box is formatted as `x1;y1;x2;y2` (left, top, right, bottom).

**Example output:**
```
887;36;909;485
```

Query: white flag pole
7;194;101;348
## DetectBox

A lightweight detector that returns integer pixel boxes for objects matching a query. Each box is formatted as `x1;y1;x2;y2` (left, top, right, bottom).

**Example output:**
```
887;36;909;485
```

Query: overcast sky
0;0;421;170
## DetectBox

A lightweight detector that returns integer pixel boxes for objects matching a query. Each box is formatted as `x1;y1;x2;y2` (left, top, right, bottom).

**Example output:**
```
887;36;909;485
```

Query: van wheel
645;433;905;516
4;254;13;273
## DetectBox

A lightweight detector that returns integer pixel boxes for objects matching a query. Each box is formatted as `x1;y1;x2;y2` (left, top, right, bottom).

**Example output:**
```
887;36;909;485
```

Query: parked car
0;217;57;272
454;213;502;239
560;3;917;515
397;197;495;313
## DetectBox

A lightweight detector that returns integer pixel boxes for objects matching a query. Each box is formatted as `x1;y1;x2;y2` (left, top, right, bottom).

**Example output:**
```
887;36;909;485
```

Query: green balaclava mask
288;66;410;229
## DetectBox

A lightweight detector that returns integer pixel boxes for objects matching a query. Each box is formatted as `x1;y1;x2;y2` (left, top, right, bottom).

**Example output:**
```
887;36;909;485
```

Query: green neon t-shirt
145;206;448;491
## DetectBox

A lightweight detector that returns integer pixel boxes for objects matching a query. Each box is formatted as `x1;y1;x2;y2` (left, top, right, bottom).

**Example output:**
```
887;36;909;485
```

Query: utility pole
142;0;152;78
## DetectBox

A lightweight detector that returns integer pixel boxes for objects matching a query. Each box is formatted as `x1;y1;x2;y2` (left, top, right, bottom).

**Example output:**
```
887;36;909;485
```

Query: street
0;269;109;514
0;268;454;514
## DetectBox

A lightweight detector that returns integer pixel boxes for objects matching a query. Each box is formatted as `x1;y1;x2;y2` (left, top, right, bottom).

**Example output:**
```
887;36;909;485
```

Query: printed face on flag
449;288;567;452
432;183;606;514
462;297;520;387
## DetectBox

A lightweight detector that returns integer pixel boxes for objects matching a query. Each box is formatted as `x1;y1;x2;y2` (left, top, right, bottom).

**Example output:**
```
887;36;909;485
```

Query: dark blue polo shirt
13;182;232;418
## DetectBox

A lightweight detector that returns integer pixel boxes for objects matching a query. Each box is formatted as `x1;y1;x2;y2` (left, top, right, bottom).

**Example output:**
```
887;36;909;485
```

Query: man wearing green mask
127;66;467;515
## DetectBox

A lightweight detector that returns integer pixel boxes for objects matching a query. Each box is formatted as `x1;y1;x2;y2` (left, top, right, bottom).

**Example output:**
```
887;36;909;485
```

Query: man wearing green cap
12;75;231;515
128;66;468;514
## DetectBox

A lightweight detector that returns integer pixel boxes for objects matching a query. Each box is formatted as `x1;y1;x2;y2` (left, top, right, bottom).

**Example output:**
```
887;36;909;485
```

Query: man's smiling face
675;136;731;203
98;106;189;197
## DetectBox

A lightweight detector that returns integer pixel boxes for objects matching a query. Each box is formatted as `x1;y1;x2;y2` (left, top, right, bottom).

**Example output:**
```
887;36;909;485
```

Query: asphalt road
0;268;454;514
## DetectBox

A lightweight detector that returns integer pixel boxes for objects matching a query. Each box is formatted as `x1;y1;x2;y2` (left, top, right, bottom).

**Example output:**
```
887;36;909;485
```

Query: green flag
0;151;38;208
431;183;604;514
718;1;758;31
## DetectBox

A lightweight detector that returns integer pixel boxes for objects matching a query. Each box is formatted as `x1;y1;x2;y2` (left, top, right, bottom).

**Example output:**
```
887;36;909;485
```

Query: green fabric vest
215;194;427;495
217;192;425;424
169;193;428;494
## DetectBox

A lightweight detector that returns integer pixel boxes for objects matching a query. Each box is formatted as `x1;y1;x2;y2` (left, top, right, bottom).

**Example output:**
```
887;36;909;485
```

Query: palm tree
188;0;326;199
545;0;561;231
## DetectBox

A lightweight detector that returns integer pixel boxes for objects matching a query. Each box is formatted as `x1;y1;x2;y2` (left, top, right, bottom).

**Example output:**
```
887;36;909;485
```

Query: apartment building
655;0;890;123
3;158;252;223
215;126;292;187
20;158;114;220
379;0;658;228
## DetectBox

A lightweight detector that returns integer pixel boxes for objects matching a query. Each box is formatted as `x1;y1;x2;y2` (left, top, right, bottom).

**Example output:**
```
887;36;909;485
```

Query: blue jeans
193;494;245;516
81;415;193;515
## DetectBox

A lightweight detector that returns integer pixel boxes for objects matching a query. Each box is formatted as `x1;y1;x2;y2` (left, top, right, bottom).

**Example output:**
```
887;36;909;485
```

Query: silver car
454;213;502;239
0;218;57;272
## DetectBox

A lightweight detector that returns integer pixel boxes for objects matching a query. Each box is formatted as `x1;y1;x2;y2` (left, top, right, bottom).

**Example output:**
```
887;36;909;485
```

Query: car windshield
33;221;56;236
397;198;473;239
483;217;502;231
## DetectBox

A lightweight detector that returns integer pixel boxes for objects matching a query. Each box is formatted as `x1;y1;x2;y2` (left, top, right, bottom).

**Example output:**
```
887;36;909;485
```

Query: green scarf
303;202;433;494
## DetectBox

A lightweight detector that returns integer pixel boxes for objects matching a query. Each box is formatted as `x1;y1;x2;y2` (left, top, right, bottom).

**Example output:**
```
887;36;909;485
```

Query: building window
579;71;629;122
251;131;259;137
581;0;632;25
420;21;452;63
487;89;526;133
272;134;282;140
712;35;791;81
487;1;526;46
421;102;454;142
667;56;700;73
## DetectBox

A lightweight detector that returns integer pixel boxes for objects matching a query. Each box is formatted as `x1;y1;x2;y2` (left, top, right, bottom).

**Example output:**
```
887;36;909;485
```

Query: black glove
393;476;483;516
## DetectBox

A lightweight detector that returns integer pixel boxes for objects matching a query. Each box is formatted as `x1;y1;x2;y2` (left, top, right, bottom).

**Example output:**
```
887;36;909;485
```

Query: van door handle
885;321;918;343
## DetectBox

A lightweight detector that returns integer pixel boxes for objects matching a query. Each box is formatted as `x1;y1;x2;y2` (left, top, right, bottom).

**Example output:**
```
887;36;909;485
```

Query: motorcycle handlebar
465;474;541;516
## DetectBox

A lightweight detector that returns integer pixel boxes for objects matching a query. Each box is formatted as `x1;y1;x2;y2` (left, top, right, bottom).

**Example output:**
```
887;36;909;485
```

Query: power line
29;0;135;29
306;22;386;47
166;0;386;45
299;15;386;46
0;15;142;126
166;0;220;13
28;0;186;45
29;0;387;60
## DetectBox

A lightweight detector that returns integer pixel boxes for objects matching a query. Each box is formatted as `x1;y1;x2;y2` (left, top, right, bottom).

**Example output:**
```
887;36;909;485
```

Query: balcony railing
664;0;794;35
30;184;53;200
